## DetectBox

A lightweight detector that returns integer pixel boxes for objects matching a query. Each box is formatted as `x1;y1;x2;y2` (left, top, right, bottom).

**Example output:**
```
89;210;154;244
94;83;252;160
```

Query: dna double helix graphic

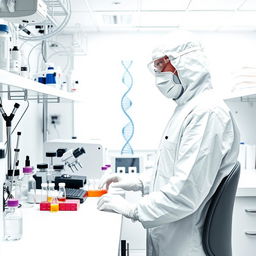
121;60;134;155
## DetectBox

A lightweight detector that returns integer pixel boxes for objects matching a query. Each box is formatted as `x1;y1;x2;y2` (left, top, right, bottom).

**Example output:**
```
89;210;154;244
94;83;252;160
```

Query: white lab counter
0;198;122;256
236;169;256;197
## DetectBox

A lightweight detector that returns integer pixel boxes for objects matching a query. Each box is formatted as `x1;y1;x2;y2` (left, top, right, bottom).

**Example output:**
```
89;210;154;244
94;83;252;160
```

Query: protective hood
153;31;212;105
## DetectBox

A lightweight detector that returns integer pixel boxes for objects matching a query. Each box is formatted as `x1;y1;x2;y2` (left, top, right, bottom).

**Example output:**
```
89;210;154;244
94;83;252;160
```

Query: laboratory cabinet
121;191;146;256
232;195;256;256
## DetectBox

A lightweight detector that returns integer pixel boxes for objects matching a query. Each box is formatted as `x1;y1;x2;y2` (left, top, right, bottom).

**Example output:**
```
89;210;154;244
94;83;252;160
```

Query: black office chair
202;162;240;256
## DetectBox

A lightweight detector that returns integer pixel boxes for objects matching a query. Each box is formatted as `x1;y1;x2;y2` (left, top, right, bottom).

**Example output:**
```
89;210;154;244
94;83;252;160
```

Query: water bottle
0;24;9;71
20;167;36;207
4;199;22;241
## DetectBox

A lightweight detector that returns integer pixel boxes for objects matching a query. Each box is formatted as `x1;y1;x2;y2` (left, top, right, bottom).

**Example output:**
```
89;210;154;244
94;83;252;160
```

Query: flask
20;167;36;207
0;24;9;71
4;199;22;241
57;182;66;202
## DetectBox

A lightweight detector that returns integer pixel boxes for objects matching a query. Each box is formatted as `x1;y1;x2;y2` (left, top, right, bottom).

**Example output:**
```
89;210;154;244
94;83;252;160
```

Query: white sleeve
136;110;235;228
138;168;155;195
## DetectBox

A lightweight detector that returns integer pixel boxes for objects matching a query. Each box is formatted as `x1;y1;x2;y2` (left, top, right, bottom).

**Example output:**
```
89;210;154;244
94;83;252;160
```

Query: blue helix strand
121;60;134;155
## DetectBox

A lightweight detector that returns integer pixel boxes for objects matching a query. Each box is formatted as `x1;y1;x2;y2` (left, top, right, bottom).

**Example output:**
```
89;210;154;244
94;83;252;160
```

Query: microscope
53;147;87;189
61;147;85;173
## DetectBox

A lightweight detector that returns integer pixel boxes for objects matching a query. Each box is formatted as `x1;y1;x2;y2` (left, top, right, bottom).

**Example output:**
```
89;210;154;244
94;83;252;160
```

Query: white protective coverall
137;36;240;256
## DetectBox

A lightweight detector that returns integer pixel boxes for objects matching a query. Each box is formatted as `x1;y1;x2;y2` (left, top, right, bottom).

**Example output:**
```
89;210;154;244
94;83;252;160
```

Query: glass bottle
41;183;48;202
57;183;66;202
47;183;55;203
6;169;21;199
36;163;48;184
48;183;59;212
20;167;36;207
4;199;22;241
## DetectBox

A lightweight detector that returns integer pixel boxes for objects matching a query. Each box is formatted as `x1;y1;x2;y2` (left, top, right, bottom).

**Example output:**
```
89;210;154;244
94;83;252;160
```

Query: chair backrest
202;162;241;256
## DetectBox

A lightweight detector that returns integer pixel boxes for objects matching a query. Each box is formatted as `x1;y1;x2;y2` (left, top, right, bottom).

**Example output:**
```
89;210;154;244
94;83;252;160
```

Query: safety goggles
147;56;170;75
147;46;202;75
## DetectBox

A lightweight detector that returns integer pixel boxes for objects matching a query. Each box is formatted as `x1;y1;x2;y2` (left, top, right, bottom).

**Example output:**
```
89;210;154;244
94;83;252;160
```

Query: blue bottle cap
0;24;9;33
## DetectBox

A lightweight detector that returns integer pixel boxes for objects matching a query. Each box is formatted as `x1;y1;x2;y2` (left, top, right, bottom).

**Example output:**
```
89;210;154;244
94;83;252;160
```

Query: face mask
155;72;183;100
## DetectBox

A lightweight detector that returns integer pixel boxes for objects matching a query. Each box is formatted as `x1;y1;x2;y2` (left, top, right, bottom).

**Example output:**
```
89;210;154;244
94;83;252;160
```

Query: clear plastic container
4;199;22;241
87;178;107;197
20;167;36;207
0;24;9;71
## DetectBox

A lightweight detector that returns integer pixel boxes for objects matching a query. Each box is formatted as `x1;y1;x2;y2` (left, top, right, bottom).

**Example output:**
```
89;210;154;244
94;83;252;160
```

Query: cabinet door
121;191;146;251
232;197;256;256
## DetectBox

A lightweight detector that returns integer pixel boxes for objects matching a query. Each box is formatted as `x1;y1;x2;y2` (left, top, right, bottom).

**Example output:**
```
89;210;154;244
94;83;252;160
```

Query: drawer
232;197;256;255
233;197;256;229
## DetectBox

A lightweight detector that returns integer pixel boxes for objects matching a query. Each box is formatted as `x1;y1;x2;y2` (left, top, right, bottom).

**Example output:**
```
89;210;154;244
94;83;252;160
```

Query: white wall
73;31;256;151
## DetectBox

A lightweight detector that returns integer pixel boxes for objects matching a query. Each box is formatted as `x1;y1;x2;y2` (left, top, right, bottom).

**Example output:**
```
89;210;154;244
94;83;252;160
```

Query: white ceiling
66;0;256;32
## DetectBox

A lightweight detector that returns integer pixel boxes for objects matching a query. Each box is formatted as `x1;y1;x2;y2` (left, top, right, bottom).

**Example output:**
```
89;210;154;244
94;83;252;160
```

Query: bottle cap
49;183;55;187
23;167;33;173
53;165;64;170
41;183;48;188
59;183;65;187
21;66;28;71
7;199;19;207
46;152;57;157
0;24;9;33
7;169;20;176
37;163;48;169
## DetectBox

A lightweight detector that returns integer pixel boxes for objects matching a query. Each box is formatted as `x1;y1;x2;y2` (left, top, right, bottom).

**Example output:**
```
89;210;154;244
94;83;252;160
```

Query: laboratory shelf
223;87;256;101
0;69;83;102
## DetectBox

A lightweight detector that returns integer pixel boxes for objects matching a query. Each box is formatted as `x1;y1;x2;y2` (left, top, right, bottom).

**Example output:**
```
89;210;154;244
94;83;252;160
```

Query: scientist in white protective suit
97;31;240;256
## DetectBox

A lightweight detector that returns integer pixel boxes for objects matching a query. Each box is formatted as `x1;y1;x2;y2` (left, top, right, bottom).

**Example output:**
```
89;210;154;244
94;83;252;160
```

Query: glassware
36;163;48;184
20;167;36;207
57;183;66;202
41;183;48;202
47;183;55;203
0;24;10;71
4;199;22;241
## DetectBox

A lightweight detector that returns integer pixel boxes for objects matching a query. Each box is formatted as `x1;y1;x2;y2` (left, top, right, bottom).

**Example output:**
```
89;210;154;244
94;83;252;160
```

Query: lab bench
0;198;122;256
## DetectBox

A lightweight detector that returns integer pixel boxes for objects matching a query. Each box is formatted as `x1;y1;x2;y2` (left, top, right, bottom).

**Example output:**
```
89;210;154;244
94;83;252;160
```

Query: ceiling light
102;14;133;25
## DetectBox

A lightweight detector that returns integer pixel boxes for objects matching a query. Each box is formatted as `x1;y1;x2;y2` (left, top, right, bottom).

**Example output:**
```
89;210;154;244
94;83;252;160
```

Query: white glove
97;194;138;219
99;173;142;191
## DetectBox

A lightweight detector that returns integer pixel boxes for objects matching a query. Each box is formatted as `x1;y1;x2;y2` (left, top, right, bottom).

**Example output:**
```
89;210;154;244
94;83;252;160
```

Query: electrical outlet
116;167;126;174
50;115;60;125
128;167;137;174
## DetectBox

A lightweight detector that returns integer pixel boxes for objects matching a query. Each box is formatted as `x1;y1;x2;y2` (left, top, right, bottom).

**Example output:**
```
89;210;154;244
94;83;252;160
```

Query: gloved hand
97;194;138;219
98;173;142;191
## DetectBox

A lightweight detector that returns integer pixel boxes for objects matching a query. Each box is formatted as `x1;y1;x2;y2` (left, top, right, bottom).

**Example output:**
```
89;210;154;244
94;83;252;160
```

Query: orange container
87;189;108;197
